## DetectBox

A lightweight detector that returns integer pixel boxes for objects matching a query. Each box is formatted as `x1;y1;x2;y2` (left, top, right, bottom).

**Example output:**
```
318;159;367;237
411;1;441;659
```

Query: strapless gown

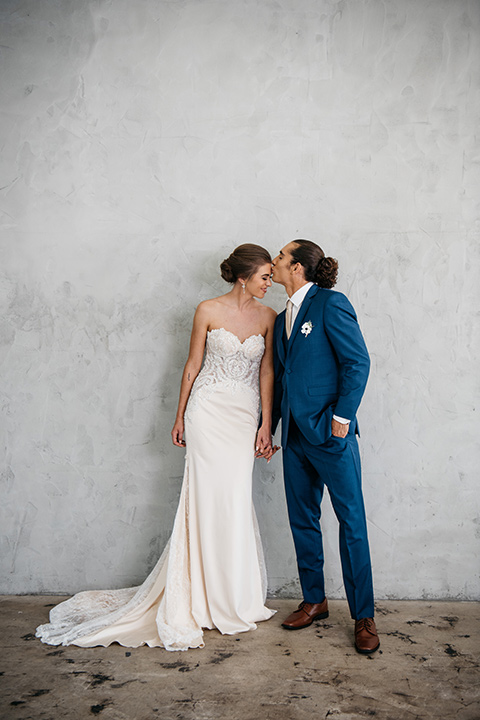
36;328;275;651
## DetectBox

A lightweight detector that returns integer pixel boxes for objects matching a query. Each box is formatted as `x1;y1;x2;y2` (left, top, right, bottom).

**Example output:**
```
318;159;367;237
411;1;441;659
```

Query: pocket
322;434;347;452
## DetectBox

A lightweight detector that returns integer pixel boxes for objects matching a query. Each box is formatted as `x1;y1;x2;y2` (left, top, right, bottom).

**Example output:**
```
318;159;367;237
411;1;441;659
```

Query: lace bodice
185;328;265;419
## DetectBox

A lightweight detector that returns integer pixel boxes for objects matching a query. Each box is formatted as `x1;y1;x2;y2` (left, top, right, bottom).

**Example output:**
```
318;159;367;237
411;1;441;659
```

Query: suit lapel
287;284;319;353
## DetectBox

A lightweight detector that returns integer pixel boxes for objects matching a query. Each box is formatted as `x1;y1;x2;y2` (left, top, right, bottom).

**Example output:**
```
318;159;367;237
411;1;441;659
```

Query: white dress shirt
286;282;350;426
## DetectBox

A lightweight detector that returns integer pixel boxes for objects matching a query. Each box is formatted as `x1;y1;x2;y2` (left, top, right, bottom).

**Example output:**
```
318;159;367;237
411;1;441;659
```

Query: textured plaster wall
1;0;479;599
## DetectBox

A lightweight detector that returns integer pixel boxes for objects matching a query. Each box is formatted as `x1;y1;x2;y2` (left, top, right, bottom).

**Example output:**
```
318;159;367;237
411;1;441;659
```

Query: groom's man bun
220;244;272;284
290;239;338;289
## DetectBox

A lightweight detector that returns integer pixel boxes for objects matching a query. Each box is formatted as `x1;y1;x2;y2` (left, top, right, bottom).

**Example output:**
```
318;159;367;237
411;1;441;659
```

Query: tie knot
285;299;294;339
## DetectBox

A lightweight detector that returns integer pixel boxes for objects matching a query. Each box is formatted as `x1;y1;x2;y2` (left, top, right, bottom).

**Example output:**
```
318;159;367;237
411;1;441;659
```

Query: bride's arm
256;309;277;457
171;303;209;447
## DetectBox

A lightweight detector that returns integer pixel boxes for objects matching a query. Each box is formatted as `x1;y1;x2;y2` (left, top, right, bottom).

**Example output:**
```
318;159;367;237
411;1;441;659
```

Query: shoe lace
356;618;374;633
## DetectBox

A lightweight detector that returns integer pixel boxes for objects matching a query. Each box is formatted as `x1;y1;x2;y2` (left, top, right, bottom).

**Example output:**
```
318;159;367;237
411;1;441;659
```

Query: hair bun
220;258;236;284
219;244;272;285
315;256;338;289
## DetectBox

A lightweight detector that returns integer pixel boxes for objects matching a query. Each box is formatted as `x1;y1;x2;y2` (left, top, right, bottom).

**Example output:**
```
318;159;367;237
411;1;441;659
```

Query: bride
36;244;278;651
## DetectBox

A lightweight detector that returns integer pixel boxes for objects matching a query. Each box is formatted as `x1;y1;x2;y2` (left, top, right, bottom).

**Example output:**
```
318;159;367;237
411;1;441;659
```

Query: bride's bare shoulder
195;296;230;325
258;303;277;321
197;295;230;313
256;304;277;336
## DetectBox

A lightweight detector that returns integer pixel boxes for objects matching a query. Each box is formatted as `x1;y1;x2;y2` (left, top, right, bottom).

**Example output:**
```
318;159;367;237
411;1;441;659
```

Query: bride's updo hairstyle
290;239;338;289
220;244;272;284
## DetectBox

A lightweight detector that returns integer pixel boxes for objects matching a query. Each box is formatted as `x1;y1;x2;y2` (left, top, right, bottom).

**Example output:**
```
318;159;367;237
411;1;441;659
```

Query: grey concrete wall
1;0;479;599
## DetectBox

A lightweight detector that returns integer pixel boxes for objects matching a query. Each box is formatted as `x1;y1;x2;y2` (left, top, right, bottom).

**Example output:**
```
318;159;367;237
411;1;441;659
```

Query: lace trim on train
36;460;204;651
35;544;168;646
155;457;204;651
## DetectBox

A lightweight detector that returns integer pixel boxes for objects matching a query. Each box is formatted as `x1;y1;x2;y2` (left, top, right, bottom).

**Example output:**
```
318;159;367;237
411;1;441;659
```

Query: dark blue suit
273;284;374;620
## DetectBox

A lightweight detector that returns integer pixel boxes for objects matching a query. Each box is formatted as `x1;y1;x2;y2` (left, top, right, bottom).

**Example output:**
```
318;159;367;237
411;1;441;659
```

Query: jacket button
286;369;292;374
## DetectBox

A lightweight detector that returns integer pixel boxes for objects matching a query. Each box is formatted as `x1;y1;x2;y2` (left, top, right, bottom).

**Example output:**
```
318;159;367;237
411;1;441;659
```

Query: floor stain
89;673;114;687
210;652;233;664
111;679;142;688
29;689;51;697
405;652;426;662
90;701;111;715
441;616;459;627
21;633;36;641
158;660;189;670
444;644;460;657
375;605;396;616
385;630;417;644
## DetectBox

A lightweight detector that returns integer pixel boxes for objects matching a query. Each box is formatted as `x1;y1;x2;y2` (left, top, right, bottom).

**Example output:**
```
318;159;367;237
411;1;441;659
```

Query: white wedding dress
36;328;275;651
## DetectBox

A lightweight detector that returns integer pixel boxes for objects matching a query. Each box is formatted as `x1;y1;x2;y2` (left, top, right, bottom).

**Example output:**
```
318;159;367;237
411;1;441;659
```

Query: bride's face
246;263;273;299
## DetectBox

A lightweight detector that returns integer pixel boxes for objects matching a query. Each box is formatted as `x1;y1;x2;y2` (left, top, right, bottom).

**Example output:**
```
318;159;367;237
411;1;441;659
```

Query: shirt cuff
333;414;350;424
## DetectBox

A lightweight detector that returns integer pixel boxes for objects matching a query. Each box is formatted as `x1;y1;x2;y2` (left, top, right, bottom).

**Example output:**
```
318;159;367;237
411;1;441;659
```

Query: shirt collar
288;282;314;308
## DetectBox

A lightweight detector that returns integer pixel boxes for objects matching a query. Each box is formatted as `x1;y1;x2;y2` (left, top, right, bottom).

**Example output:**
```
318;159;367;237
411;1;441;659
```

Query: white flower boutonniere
301;321;313;337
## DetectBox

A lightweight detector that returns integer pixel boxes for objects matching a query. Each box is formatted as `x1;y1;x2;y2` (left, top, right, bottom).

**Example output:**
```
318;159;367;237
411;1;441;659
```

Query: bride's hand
171;418;186;447
255;426;272;458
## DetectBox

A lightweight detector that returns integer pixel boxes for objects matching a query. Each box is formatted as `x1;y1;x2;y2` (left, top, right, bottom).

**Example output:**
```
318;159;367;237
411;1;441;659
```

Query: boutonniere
301;321;313;337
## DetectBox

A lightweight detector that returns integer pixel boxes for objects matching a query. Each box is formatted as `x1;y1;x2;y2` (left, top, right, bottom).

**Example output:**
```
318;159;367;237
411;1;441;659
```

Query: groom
270;239;379;654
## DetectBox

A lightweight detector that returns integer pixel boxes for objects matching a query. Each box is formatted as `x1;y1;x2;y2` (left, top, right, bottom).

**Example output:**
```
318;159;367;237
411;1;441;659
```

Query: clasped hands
255;426;280;463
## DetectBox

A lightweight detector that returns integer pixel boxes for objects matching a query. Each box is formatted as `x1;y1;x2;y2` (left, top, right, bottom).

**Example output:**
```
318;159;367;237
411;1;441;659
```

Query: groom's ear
292;262;307;282
291;262;303;276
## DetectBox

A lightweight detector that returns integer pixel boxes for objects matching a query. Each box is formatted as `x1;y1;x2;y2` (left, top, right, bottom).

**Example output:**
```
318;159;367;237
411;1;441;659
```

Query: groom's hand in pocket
331;418;349;438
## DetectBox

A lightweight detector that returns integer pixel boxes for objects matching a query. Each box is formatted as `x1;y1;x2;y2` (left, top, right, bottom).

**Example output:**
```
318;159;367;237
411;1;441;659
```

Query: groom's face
271;242;296;287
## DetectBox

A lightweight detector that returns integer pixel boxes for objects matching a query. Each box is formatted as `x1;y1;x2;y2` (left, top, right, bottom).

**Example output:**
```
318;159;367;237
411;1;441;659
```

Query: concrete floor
0;597;479;720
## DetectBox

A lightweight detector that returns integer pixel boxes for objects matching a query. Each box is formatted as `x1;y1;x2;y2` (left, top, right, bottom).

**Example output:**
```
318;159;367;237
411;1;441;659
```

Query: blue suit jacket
272;284;370;447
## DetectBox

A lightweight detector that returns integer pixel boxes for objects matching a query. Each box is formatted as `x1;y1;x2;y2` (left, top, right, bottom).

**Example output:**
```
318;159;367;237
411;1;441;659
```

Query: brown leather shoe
281;599;329;630
354;617;380;654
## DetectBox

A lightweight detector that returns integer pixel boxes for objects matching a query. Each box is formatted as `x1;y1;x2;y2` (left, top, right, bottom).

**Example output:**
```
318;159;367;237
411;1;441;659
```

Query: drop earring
241;282;246;294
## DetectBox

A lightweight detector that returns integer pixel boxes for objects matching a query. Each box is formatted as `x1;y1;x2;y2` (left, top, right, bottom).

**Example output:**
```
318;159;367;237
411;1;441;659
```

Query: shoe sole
355;640;380;654
281;610;329;629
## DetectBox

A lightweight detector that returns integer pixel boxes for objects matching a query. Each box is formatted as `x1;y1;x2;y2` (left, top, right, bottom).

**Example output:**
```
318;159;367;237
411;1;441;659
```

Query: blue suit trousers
283;417;375;620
